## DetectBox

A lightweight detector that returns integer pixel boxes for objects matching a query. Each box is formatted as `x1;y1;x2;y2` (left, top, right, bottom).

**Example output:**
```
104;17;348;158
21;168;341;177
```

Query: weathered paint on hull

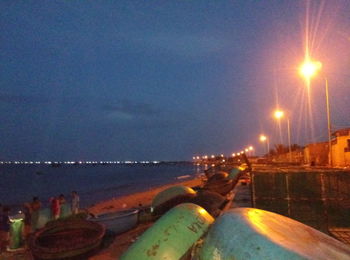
121;203;214;260
196;208;350;260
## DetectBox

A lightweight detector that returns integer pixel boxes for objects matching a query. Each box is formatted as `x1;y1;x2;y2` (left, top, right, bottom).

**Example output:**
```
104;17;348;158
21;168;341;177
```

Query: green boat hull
121;203;214;260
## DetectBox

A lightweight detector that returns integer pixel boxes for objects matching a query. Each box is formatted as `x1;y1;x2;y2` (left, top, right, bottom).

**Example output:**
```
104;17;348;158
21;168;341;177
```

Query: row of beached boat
28;162;248;259
119;164;350;260
28;159;350;259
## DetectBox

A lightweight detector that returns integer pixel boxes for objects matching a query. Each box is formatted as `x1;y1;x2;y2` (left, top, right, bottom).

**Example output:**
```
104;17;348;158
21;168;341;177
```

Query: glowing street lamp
299;59;332;166
259;135;270;156
274;110;284;119
248;146;254;156
274;109;292;162
299;60;322;81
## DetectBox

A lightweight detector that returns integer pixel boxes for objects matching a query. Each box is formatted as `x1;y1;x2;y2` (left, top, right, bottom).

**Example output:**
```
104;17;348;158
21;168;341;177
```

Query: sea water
0;163;203;210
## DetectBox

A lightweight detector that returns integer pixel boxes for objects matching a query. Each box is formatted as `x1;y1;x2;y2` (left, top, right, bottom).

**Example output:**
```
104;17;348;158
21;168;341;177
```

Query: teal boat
151;185;196;210
196;208;350;260
121;203;214;260
89;208;139;234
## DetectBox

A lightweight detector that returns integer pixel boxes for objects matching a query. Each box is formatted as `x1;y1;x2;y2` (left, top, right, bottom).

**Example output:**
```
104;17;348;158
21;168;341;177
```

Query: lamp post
274;109;292;162
259;135;269;156
299;60;332;167
249;146;254;157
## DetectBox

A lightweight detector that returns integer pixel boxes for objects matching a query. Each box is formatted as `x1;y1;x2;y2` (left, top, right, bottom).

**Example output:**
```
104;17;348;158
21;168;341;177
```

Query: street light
274;110;284;119
299;59;332;166
249;146;254;157
274;109;292;162
259;135;270;156
299;60;322;81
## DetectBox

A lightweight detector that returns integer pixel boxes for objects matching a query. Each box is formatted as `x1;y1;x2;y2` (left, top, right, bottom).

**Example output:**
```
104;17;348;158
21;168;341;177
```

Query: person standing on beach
0;206;10;252
23;203;31;236
58;194;66;205
50;197;60;220
30;197;41;232
58;194;67;217
71;191;80;214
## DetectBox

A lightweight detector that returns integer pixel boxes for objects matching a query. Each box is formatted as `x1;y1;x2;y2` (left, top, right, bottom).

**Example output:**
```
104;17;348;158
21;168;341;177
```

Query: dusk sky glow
1;1;350;161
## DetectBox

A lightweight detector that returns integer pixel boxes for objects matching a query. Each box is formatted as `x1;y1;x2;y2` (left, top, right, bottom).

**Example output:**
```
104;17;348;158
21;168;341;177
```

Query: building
304;142;329;166
331;128;350;167
271;149;304;164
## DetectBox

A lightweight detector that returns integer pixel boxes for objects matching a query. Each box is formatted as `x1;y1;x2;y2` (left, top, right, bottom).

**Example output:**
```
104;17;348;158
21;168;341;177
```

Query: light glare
274;110;284;119
299;60;322;80
260;135;267;142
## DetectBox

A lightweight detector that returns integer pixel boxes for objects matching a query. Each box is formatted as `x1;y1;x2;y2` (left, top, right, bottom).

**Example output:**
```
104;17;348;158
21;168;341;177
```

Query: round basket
29;219;105;259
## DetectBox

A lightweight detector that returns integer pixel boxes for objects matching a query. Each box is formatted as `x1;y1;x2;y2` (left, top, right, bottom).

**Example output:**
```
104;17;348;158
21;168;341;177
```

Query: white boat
89;208;139;234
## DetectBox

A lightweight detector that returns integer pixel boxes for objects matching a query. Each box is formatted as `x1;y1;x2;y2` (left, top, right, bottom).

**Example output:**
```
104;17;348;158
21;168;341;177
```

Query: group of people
0;191;80;253
25;191;80;231
48;191;80;219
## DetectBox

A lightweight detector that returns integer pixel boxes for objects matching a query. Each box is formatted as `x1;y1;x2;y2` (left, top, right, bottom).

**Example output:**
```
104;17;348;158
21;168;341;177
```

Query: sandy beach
88;177;203;215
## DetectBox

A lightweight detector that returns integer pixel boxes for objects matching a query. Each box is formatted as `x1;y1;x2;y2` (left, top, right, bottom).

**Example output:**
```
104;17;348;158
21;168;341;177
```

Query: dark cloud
103;99;159;119
0;94;160;122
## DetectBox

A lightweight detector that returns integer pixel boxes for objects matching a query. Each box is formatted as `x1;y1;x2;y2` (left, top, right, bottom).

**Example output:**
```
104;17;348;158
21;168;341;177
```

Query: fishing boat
195;208;350;259
89;208;139;234
120;203;214;260
29;219;105;260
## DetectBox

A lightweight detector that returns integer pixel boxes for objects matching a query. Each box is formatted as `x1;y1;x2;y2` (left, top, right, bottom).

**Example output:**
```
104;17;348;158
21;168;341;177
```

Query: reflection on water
252;171;350;233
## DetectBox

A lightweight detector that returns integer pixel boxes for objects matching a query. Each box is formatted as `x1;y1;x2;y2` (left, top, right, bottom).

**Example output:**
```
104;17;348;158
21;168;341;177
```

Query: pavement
230;178;252;208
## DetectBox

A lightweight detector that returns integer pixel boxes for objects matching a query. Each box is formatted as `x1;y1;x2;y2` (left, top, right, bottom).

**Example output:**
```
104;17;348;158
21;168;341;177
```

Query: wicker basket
29;219;105;259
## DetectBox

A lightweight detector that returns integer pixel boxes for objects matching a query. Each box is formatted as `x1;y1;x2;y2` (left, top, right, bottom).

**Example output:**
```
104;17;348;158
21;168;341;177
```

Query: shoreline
0;164;203;211
88;177;203;215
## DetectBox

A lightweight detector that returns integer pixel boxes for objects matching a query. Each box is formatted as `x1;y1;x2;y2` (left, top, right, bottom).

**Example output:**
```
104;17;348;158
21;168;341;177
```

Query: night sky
1;1;349;161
